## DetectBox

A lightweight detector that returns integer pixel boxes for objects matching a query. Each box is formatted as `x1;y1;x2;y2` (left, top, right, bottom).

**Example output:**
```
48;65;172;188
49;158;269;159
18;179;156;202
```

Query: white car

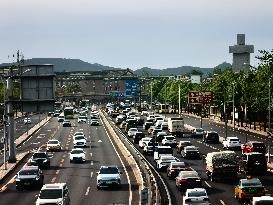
70;148;86;163
192;128;205;138
183;188;211;205
35;183;70;205
97;166;122;189
73;135;87;147
24;117;31;124
156;155;179;170
78;116;87;123
161;135;177;147
127;128;138;138
138;137;152;149
46;140;61;151
222;136;241;150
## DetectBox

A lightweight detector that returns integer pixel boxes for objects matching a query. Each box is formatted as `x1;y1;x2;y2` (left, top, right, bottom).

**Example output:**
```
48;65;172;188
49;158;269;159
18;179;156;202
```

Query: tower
229;34;254;72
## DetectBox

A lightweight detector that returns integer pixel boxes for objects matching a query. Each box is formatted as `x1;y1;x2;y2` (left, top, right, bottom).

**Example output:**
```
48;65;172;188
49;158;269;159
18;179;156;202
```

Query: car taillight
249;147;254;152
203;198;209;201
179;179;187;183
185;199;192;202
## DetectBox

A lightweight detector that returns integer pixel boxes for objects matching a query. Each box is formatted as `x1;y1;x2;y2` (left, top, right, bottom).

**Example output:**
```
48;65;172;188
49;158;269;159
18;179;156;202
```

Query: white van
154;146;173;161
252;196;273;205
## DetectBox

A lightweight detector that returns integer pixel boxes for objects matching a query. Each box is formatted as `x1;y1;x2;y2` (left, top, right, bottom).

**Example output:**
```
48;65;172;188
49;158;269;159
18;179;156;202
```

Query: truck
206;151;240;182
168;117;185;137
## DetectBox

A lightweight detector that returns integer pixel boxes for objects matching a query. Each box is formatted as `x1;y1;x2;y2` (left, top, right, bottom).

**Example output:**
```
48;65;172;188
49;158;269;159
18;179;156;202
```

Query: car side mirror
96;172;99;175
119;171;122;174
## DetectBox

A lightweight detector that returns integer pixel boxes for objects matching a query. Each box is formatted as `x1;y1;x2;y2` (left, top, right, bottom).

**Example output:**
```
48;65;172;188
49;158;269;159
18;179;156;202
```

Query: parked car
175;170;202;191
192;128;205;138
181;146;200;159
176;141;192;154
28;152;50;169
182;188;211;205
96;166;122;189
203;131;219;143
241;141;266;154
35;183;70;205
16;166;44;190
70;148;86;163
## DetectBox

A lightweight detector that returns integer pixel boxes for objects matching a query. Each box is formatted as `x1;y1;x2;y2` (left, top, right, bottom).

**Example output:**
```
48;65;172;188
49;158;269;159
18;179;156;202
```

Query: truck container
168;117;185;137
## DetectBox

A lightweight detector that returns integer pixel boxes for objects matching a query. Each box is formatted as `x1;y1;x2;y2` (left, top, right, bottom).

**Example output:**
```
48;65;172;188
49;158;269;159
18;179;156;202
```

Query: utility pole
232;82;235;129
178;84;181;117
150;82;153;110
224;89;228;139
269;77;271;132
7;73;16;162
164;83;167;118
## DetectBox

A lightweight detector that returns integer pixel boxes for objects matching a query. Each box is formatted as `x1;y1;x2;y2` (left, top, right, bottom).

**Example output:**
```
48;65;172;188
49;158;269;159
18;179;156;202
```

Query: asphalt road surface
0;113;133;205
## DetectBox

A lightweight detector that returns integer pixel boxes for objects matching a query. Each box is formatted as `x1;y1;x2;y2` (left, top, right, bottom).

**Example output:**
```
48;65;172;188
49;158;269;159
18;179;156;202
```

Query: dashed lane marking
56;170;60;175
90;161;93;166
90;153;92;157
204;181;212;188
220;200;226;205
85;186;90;196
60;163;63;167
62;154;66;158
60;159;64;163
90;172;93;178
51;177;56;183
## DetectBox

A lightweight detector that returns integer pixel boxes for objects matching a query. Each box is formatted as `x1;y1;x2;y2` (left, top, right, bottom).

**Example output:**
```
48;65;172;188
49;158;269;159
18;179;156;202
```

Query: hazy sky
1;0;272;70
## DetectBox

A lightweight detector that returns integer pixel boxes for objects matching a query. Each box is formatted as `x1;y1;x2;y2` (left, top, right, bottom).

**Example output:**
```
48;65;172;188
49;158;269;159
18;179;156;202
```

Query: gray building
229;34;254;72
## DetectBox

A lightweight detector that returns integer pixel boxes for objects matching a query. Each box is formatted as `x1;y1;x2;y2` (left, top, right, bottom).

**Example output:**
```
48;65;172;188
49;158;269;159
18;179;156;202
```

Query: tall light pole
232;82;235;129
150;82;153;110
164;83;167;118
269;76;271;132
178;83;181;117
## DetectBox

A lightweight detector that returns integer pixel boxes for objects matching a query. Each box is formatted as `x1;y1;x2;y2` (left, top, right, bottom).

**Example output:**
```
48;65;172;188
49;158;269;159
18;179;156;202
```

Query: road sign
188;91;214;104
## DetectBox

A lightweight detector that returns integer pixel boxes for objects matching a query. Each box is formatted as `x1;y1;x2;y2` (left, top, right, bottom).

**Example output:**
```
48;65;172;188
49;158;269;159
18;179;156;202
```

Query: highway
106;111;273;205
0;112;138;205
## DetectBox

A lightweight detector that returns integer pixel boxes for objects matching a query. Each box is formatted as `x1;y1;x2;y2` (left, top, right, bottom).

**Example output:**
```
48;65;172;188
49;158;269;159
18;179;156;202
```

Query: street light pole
150;82;153;110
178;83;181;117
269;77;271;132
164;83;167;118
232;82;235;130
224;89;228;139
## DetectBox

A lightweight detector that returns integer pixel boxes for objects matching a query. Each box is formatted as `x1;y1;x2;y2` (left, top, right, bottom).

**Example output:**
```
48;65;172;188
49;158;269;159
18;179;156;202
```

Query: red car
241;141;266;154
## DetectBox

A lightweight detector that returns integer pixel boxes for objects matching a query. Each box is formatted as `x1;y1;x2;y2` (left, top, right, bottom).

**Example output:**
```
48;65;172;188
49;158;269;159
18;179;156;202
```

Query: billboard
125;80;139;97
188;91;214;104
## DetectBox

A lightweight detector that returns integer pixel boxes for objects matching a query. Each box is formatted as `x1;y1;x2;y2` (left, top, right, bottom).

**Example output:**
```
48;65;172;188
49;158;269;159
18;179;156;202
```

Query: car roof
186;188;207;193
21;165;39;171
41;183;67;190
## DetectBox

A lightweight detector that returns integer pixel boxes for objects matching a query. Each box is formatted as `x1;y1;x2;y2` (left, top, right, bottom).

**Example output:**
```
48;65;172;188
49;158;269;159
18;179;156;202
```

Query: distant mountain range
0;58;231;76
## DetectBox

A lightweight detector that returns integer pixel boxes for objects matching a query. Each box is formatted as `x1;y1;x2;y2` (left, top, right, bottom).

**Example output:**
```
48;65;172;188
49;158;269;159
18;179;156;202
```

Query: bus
64;107;74;119
156;103;169;114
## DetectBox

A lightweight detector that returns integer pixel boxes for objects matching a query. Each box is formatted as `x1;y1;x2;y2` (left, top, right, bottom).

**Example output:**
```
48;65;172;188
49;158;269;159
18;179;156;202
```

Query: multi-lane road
0;113;139;205
0;109;273;205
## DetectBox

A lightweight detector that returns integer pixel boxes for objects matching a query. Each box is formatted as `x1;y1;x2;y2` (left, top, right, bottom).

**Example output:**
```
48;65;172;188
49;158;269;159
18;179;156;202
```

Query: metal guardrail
101;110;172;205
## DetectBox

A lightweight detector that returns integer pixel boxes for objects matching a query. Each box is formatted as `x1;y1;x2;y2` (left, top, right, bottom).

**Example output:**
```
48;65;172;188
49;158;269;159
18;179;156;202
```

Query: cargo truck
168;117;185;137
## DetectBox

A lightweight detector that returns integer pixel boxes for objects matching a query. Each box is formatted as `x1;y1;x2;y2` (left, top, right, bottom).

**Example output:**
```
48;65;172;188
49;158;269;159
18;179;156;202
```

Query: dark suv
29;152;50;169
203;131;219;143
16;166;44;190
241;152;267;174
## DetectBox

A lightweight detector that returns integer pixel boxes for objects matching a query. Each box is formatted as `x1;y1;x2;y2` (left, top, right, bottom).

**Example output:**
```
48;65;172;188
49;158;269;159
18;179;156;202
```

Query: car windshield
74;132;84;136
39;189;62;199
79;116;86;119
75;136;85;140
162;157;175;161
196;129;204;132
48;141;59;144
33;153;47;158
100;167;119;174
242;179;262;187
130;128;138;132
253;143;265;148
20;169;38;175
230;138;239;142
188;190;207;197
166;137;175;140
71;150;84;154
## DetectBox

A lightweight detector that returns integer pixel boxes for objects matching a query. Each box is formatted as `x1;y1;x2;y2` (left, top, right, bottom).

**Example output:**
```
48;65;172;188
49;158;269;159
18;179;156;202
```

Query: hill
0;58;121;72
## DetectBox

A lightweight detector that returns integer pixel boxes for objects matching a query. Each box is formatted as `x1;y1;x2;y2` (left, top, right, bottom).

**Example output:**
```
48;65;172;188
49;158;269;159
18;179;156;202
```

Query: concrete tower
229;34;254;72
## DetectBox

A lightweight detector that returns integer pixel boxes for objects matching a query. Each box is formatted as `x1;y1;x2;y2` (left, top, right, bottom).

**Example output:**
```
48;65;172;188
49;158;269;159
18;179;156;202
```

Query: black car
16;166;44;190
181;146;201;159
241;152;267;174
62;120;71;127
133;132;145;144
90;119;100;126
29;152;50;169
203;131;219;143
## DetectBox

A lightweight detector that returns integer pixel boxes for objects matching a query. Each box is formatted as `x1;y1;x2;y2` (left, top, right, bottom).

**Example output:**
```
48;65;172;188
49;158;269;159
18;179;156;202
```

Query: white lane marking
51;177;56;183
98;140;102;142
90;153;92;157
40;134;46;136
90;161;93;166
85;186;90;196
220;200;226;205
204;181;212;188
56;170;60;175
90;172;93;178
101;114;132;205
